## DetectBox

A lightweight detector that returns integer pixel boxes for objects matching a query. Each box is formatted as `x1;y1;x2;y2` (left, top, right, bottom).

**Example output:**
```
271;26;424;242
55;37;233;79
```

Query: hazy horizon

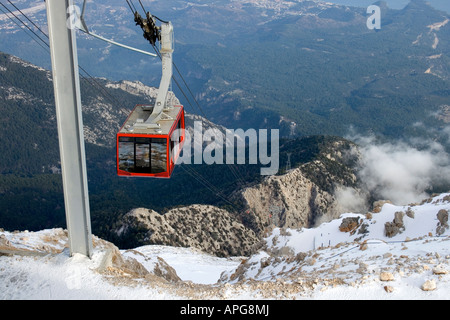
320;0;450;13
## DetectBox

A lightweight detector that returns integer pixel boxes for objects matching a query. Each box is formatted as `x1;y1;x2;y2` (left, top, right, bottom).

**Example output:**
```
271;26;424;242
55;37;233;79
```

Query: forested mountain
1;0;449;142
179;0;450;140
0;52;360;248
0;0;449;249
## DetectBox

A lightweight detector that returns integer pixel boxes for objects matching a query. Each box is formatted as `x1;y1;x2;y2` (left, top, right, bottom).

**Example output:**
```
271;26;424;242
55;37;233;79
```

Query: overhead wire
126;0;138;14
137;0;147;15
129;0;249;193
0;2;48;49
0;7;48;53
6;0;43;33
178;164;239;208
124;0;134;15
0;1;131;113
2;0;247;210
127;0;248;208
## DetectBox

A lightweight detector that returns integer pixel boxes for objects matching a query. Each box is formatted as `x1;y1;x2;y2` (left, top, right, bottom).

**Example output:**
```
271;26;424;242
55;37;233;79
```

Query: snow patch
0;193;449;299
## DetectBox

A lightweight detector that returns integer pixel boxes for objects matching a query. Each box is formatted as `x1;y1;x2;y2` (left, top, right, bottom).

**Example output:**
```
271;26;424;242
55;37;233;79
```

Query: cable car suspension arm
131;7;174;129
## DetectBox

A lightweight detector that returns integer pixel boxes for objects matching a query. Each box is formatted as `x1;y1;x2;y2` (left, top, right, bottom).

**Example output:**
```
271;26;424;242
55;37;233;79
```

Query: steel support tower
46;0;93;258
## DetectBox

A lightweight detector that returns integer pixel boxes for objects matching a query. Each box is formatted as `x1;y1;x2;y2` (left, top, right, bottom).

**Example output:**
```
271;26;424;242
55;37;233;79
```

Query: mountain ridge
0;51;367;249
0;191;448;299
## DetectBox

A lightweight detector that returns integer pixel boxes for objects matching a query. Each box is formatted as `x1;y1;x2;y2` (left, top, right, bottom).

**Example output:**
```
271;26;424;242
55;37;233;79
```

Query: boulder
384;211;406;238
421;279;437;291
436;209;449;236
380;272;395;281
339;217;360;233
372;200;392;213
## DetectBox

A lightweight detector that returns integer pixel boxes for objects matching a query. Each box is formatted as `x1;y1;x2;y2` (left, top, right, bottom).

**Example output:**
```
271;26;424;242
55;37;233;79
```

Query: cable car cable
126;0;138;14
137;0;147;15
6;0;47;39
180;165;225;198
0;6;48;53
0;2;48;49
179;165;239;209
5;0;246;199
1;1;131;119
131;1;249;189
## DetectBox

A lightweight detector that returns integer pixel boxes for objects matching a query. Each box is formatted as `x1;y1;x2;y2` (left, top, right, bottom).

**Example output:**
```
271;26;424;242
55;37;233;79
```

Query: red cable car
116;104;185;178
79;4;186;178
116;21;185;178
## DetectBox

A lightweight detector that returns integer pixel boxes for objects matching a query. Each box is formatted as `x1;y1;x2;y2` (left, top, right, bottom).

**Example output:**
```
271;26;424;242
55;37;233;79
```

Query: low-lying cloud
337;133;450;210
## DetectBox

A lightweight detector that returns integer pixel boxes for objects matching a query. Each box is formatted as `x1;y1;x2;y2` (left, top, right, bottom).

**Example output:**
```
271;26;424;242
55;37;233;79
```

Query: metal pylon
46;0;93;258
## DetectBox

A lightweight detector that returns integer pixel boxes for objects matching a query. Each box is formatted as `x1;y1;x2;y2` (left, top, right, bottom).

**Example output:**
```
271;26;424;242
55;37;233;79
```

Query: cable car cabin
117;104;185;178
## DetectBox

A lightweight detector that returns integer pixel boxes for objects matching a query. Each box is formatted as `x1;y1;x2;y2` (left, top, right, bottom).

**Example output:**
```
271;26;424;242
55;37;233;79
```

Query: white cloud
345;133;450;206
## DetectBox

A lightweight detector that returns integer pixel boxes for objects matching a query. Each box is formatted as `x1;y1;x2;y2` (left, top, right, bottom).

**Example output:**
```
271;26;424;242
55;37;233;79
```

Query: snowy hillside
0;193;449;300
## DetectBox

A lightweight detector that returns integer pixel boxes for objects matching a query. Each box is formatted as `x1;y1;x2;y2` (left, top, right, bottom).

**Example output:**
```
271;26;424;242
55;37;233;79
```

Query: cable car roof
118;104;183;136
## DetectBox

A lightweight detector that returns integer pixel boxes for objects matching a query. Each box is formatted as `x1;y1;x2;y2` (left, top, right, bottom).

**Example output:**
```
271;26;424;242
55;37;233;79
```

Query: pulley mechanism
131;8;174;128
134;11;160;46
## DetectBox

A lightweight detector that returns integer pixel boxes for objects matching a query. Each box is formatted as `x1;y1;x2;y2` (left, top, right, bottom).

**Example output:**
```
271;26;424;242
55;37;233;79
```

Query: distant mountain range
1;51;366;249
326;0;449;12
0;0;449;250
0;0;449;143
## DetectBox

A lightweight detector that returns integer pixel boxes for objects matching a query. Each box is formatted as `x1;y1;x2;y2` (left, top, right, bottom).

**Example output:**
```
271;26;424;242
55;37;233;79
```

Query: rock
295;252;307;262
385;211;406;238
385;222;400;238
373;200;392;213
380;272;395;281
405;207;415;219
153;257;181;283
339;217;360;233
384;285;394;293
95;239;149;278
433;265;448;275
113;205;259;257
0;234;11;248
394;211;405;227
436;209;449;236
437;209;449;225
237;139;360;234
359;243;368;251
421;279;437;291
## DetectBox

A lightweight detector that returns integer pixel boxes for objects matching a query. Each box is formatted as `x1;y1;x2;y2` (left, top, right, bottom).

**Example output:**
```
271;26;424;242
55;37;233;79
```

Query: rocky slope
1;193;448;300
218;193;450;297
237;168;341;234
235;138;361;236
113;205;259;257
111;136;363;257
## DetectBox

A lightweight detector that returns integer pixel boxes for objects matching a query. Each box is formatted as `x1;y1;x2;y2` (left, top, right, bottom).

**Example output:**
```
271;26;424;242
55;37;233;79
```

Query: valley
0;0;449;256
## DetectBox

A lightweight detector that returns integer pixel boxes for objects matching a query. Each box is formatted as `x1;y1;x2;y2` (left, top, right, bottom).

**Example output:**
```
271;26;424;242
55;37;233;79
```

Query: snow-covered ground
0;193;449;300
